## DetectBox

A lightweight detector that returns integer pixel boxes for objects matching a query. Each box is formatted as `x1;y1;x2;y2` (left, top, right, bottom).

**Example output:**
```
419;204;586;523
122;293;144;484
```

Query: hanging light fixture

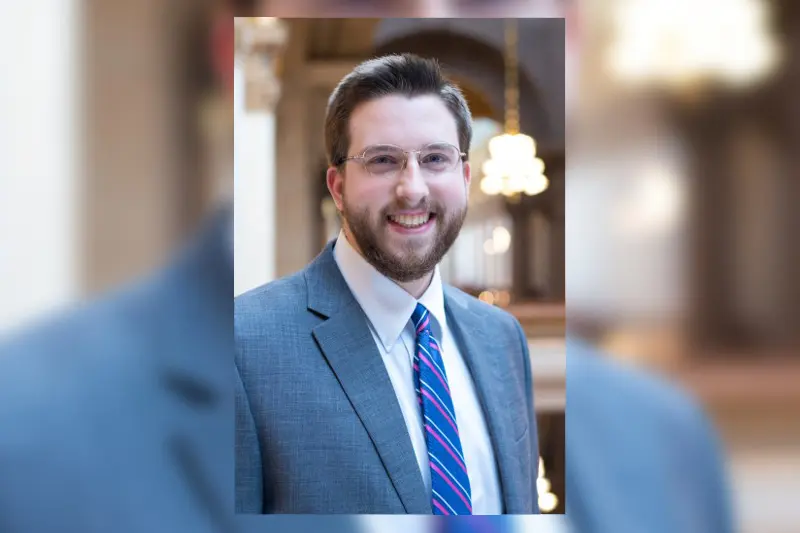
480;19;549;198
606;0;780;90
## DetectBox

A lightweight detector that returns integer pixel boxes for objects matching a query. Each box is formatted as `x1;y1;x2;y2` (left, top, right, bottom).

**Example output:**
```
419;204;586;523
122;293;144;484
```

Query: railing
505;301;565;339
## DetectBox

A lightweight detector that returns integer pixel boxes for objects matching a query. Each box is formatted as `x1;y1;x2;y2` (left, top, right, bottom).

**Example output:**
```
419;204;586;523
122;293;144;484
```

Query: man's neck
397;271;434;300
343;229;435;300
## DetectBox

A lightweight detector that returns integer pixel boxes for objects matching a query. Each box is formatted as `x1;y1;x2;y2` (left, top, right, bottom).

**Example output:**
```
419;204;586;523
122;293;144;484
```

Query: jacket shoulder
568;337;706;423
0;277;166;452
234;271;309;339
235;272;306;314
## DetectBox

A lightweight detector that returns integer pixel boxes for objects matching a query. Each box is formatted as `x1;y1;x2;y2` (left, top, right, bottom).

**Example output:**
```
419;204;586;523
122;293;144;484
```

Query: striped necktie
412;303;473;515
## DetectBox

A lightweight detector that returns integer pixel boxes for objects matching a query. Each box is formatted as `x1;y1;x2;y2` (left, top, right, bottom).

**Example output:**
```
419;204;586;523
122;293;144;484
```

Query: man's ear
463;160;472;196
326;166;344;211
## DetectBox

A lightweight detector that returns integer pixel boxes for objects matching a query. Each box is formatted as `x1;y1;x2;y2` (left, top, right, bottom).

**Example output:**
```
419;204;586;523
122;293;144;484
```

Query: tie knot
411;302;430;334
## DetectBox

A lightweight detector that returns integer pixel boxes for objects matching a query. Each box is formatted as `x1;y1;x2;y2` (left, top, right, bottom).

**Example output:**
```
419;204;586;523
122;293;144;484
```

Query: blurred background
570;2;799;532
0;0;798;532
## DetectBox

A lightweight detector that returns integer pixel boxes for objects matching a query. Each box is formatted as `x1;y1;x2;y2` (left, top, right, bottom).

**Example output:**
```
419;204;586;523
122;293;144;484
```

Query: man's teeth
389;213;431;227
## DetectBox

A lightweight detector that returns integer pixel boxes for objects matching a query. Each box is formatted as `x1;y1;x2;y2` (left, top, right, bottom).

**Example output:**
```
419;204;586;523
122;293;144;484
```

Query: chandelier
480;19;549;198
606;0;780;89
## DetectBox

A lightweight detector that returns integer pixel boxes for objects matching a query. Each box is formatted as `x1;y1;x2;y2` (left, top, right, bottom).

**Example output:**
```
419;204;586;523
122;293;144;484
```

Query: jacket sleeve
235;359;265;513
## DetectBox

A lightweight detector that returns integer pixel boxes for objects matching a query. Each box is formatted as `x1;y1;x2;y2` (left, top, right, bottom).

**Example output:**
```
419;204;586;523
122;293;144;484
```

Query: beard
341;194;467;283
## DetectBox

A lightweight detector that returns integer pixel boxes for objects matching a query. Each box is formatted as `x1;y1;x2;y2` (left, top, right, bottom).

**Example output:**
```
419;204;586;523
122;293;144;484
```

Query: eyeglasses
339;142;467;178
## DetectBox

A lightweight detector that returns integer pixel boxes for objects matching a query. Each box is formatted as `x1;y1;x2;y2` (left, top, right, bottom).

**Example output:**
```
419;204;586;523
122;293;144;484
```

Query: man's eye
369;155;397;165
423;154;446;163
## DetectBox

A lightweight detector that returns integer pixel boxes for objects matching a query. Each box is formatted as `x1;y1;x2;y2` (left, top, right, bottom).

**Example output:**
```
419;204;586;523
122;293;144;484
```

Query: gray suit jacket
235;240;539;514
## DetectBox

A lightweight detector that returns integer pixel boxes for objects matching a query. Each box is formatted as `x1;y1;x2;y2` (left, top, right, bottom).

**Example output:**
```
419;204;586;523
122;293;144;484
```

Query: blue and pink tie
412;303;473;515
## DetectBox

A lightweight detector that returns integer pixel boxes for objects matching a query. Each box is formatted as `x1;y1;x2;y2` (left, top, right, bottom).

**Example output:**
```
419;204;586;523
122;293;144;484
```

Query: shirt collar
333;230;447;351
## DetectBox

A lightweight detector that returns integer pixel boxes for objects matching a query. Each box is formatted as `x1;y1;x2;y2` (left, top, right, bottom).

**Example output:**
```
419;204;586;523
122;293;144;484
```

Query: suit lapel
306;243;429;514
444;286;526;514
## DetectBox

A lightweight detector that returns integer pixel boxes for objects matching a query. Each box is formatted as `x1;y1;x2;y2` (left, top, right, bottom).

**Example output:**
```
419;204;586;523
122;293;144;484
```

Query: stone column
233;17;288;296
274;19;313;277
0;0;78;331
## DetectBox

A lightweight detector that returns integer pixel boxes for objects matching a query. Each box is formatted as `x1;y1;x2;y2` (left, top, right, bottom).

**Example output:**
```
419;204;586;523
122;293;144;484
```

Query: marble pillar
233;17;288;296
0;0;78;331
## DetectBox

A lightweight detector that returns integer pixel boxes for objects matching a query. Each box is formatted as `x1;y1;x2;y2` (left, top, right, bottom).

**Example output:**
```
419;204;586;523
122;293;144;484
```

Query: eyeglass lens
362;143;460;176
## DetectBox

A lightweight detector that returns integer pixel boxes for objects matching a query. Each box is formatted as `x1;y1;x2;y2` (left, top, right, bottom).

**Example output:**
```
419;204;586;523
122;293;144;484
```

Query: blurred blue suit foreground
0;208;234;533
565;336;735;533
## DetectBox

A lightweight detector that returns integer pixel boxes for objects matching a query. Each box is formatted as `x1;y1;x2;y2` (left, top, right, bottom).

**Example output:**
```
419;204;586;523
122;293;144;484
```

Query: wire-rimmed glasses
339;142;467;179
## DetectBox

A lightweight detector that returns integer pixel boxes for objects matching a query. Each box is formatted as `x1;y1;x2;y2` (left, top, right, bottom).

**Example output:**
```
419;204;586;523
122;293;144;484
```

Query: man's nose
395;154;429;205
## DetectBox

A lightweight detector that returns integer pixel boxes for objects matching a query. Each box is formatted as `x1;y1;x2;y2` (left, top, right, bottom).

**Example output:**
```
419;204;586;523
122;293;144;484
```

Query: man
235;53;539;515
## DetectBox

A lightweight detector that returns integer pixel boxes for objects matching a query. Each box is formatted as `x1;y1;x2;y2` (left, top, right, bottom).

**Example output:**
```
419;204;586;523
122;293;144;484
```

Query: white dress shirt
333;231;503;514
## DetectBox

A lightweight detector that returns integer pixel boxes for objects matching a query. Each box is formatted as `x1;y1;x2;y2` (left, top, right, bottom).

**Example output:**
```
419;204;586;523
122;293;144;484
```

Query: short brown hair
324;54;473;168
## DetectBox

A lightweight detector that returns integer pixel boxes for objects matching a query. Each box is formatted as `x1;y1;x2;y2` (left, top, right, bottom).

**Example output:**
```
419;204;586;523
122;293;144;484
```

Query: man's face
327;94;471;282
